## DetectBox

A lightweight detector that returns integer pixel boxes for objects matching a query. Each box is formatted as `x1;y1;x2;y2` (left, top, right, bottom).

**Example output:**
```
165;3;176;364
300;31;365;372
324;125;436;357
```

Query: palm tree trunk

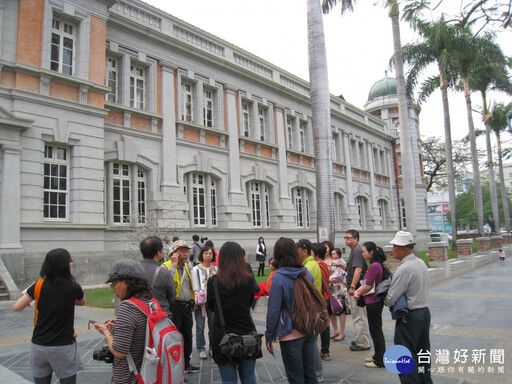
389;2;417;236
462;77;484;235
481;91;500;233
307;0;335;243
439;67;457;245
495;130;511;231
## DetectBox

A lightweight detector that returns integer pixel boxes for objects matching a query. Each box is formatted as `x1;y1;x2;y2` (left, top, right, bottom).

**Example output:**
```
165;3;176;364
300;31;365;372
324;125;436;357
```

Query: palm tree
308;0;335;243
322;0;421;236
470;39;512;234
401;16;460;245
488;102;512;231
451;26;489;235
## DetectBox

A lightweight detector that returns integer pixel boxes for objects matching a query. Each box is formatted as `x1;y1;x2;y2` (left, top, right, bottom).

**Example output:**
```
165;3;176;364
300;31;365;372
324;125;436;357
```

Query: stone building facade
0;0;428;286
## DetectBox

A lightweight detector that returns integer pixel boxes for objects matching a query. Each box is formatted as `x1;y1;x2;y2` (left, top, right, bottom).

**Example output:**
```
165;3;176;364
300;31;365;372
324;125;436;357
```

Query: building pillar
0;145;22;250
342;133;354;211
160;63;177;188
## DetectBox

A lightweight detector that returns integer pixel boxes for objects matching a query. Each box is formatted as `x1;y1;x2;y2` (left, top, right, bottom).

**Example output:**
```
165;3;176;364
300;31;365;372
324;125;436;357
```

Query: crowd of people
13;230;432;384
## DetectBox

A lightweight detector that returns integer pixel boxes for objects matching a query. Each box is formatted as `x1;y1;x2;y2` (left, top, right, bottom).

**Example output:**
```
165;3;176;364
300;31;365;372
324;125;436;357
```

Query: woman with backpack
13;248;86;384
207;242;261;383
354;241;387;368
265;237;318;384
93;258;152;384
191;244;218;359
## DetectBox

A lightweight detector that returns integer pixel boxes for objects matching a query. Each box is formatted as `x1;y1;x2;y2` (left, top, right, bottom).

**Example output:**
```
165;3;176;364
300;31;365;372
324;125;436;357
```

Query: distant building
0;0;429;286
427;192;451;233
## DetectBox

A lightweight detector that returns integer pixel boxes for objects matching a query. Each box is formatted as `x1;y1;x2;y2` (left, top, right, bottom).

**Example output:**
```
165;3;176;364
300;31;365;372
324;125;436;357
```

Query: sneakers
350;344;371;351
185;364;200;373
320;352;330;361
199;350;208;359
351;340;357;346
318;376;325;383
365;361;383;368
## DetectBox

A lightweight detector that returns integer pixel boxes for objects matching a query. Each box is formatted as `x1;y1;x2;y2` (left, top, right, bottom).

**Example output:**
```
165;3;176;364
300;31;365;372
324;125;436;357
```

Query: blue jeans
217;360;256;384
194;307;214;351
280;336;318;384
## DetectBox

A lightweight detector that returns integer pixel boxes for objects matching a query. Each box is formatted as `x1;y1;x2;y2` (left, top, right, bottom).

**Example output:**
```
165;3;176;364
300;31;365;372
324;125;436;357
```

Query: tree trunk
439;67;457;246
463;77;484;235
307;0;335;243
389;2;417;236
481;91;500;233
495;130;511;231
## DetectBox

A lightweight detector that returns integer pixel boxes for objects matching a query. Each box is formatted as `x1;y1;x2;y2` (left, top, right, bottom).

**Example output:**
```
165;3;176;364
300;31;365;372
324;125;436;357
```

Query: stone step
0;292;10;301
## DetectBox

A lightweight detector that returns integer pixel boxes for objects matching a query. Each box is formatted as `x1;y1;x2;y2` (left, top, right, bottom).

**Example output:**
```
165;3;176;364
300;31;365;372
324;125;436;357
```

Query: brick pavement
0;259;510;383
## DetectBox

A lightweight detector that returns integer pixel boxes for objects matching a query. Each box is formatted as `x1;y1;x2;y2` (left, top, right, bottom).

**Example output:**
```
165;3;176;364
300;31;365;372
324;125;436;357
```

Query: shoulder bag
213;277;263;362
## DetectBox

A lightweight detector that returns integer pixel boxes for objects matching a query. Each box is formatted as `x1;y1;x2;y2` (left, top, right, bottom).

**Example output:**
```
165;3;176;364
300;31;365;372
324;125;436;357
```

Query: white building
0;0;429;286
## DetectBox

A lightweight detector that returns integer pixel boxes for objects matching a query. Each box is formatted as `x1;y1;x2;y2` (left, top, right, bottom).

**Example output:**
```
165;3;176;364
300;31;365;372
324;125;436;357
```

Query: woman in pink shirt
355;241;386;368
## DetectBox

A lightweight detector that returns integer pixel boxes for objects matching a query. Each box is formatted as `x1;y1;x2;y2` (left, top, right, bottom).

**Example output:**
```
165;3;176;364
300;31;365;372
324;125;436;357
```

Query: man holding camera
168;240;200;373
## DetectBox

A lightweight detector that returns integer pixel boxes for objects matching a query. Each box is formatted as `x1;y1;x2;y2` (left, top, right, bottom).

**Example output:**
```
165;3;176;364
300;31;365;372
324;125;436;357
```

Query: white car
430;233;453;243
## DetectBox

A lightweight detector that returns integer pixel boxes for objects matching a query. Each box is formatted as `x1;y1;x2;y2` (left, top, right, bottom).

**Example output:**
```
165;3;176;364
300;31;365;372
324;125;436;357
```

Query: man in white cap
385;231;432;384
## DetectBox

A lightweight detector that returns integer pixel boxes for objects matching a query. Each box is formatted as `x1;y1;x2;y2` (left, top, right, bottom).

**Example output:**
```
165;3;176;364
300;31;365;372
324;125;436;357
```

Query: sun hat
389;231;416;247
172;239;192;252
105;258;144;283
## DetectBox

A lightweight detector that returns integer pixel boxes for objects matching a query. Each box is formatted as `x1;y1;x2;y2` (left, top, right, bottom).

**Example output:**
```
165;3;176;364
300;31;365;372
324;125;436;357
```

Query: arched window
184;172;218;227
355;196;367;229
107;162;147;224
378;199;388;229
293;188;310;228
248;181;270;228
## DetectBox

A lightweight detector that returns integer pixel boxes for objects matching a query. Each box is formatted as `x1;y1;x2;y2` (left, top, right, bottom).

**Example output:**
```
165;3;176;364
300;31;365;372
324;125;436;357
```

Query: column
342;133;354;209
160;63;177;187
225;85;242;193
0;146;22;249
274;105;289;199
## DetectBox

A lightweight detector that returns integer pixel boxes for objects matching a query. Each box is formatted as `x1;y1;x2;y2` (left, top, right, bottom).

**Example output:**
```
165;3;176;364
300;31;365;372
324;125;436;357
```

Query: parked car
430;232;453;243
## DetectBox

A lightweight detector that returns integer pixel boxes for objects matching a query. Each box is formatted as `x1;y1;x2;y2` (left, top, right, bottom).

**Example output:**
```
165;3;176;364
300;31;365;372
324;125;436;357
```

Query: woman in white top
191;245;218;359
256;236;267;276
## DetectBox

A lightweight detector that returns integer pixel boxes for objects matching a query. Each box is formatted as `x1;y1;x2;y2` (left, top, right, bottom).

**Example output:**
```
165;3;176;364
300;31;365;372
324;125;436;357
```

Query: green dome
368;74;396;102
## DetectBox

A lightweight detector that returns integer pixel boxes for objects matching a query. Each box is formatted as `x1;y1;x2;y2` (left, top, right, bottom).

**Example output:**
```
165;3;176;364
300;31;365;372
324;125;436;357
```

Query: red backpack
126;298;185;384
285;271;329;336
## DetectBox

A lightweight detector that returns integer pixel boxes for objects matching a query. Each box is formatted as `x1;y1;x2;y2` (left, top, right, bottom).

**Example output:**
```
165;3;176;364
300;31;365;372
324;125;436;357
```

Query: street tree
400;15;461;243
471;36;512;234
488;102;512;231
421;136;470;192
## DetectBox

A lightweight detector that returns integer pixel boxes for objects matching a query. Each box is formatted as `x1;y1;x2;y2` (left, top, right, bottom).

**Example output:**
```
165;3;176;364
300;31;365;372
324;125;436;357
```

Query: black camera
201;237;208;242
92;345;114;363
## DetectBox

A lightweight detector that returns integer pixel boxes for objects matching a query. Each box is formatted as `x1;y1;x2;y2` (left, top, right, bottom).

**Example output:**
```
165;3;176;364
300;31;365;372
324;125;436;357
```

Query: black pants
319;299;330;354
366;300;385;366
171;301;194;367
257;263;265;276
394;307;432;384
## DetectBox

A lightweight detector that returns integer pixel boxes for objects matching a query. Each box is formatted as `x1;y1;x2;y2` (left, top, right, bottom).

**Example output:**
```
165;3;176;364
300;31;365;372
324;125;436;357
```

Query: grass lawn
84;270;270;308
84;287;115;308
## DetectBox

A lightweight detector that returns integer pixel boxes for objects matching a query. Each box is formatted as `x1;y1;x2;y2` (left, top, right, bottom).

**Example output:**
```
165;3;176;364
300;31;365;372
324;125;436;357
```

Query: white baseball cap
389;231;415;247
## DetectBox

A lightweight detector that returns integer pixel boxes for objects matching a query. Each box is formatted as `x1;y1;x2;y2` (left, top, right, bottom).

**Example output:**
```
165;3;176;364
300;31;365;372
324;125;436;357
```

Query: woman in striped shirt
94;259;151;384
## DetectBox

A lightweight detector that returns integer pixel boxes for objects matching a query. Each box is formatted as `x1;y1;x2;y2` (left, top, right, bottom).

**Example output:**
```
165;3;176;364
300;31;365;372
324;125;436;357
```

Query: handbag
213;277;263;361
329;291;344;315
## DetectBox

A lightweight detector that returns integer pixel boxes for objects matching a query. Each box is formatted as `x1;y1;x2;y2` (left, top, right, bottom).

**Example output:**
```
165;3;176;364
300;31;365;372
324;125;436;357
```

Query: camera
92;345;114;363
201;237;208;242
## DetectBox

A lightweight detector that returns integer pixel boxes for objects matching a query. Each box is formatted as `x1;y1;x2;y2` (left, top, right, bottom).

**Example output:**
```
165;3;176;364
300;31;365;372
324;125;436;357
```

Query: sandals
334;333;346;341
330;332;339;339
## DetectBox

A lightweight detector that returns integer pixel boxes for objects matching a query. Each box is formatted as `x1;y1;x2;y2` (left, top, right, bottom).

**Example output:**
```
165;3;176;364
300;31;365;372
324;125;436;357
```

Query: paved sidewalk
0;259;510;383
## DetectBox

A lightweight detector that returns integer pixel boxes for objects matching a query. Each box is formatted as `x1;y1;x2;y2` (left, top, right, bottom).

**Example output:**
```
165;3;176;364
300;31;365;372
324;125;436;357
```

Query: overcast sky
144;0;512;148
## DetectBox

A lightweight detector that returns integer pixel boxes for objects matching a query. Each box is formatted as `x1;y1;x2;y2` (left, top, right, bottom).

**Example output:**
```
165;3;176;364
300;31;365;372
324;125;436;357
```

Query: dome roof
368;74;396;102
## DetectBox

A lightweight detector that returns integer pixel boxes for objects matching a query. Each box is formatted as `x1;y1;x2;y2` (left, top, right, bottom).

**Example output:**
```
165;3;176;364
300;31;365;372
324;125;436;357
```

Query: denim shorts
30;341;84;379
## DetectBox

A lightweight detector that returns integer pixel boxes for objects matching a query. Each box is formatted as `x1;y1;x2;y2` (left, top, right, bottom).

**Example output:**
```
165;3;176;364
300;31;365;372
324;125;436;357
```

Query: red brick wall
17;0;44;68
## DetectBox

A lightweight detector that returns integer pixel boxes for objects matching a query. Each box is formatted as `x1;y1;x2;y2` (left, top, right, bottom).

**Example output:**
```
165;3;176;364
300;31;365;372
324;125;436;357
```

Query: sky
144;0;512;147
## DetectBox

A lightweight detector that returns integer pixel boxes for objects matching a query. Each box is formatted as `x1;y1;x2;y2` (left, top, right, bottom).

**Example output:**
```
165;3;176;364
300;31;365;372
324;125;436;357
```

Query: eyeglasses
344;236;354;240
